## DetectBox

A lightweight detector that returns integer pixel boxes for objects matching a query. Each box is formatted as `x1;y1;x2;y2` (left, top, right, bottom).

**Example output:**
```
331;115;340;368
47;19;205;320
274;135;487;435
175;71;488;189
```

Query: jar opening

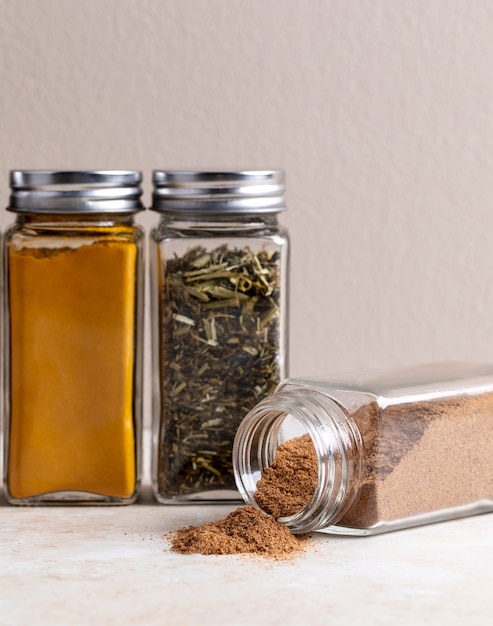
233;389;365;534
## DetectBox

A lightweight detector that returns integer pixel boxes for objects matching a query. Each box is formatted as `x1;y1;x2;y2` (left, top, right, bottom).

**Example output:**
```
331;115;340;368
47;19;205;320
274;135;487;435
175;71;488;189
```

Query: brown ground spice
168;435;317;558
169;505;306;558
337;393;493;528
254;434;318;518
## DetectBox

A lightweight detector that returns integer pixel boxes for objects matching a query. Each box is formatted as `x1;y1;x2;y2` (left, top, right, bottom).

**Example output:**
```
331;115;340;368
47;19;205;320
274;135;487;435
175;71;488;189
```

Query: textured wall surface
2;0;493;381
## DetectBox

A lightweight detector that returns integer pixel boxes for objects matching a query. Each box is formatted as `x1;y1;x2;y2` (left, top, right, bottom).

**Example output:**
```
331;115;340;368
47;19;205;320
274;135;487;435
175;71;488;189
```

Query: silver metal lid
9;170;144;213
151;170;286;214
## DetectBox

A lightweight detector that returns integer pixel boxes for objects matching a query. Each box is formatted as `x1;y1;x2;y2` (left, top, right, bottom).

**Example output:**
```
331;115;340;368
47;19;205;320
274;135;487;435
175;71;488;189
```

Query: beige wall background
1;0;493;385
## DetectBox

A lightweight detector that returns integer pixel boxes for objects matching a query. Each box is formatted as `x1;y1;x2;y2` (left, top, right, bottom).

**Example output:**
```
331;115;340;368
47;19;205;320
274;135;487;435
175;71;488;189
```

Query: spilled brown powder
169;505;306;558
168;434;317;558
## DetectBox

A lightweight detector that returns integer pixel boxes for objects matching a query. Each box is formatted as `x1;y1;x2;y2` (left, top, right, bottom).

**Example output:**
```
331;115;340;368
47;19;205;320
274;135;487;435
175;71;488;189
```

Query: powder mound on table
169;505;306;559
254;434;318;519
168;434;318;559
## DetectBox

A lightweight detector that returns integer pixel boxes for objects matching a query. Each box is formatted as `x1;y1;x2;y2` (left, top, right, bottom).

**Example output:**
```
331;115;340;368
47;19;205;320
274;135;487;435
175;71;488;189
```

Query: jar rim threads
233;388;365;534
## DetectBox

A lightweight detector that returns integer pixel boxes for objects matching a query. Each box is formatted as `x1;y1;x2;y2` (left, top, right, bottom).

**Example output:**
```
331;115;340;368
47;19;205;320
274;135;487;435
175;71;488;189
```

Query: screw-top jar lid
8;170;144;213
151;170;286;214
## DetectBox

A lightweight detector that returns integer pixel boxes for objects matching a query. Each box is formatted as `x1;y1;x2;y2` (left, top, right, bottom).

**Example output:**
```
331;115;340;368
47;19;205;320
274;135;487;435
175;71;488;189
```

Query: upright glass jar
3;170;145;504
150;170;289;503
233;362;493;534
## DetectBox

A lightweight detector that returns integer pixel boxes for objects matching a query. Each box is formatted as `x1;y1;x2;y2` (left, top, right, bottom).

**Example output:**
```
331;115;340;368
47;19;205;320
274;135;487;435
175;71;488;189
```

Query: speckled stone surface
1;483;493;626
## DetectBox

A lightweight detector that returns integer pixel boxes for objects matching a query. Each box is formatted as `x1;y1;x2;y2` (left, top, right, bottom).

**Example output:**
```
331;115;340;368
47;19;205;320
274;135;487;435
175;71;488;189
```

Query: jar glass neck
14;213;136;228
233;389;364;534
158;212;279;228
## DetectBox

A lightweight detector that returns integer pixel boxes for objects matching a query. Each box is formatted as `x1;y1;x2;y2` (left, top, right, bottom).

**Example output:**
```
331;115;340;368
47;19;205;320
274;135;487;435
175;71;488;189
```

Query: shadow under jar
150;170;289;503
3;170;145;504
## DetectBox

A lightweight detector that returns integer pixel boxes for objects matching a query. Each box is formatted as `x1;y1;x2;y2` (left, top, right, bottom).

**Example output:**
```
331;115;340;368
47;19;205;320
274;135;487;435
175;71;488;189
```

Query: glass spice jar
233;362;493;534
3;170;145;504
150;170;289;503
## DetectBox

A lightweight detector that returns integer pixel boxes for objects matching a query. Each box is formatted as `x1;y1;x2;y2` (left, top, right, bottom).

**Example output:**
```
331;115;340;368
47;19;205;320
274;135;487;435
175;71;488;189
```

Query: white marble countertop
1;481;492;626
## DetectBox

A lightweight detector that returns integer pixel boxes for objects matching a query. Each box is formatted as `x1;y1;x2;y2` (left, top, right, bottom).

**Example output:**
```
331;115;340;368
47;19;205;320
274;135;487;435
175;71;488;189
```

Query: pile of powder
168;434;317;559
170;505;306;558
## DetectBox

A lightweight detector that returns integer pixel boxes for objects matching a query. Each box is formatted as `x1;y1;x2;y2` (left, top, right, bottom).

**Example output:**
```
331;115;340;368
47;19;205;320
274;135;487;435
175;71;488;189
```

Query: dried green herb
157;244;282;499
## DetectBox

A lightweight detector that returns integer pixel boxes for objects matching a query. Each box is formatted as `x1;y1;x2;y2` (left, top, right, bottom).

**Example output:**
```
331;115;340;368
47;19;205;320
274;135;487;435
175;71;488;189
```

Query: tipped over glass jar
233;362;493;535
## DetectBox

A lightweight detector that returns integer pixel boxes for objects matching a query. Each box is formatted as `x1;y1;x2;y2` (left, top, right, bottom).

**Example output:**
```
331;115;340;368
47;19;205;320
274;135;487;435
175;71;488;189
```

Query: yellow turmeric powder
6;224;142;502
